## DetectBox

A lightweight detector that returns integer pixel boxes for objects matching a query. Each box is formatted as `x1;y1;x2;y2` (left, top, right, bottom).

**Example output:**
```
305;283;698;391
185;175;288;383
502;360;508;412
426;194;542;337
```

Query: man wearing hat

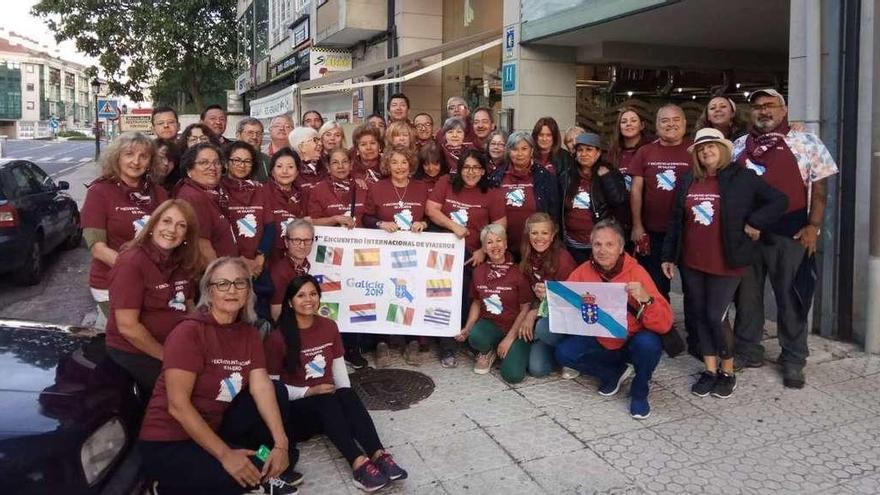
732;89;839;388
558;132;629;264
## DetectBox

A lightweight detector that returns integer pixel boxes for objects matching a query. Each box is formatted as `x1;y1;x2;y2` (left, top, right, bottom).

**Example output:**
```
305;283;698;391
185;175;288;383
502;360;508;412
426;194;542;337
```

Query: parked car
0;159;82;285
0;319;146;495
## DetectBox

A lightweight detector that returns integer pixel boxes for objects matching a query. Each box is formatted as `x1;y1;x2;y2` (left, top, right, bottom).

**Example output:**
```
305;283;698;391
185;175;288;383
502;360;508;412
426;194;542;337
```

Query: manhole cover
350;368;435;411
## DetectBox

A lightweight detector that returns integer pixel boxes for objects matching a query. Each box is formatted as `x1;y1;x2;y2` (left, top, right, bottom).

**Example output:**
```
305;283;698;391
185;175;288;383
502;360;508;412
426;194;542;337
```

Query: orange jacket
566;253;673;350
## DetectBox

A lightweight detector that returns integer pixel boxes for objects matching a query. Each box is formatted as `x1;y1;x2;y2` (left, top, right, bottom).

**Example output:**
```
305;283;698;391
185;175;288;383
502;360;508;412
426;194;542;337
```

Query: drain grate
350;368;435;411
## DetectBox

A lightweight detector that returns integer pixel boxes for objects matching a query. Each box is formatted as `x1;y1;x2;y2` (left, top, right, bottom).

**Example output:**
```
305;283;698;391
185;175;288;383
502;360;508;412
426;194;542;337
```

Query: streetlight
91;78;101;160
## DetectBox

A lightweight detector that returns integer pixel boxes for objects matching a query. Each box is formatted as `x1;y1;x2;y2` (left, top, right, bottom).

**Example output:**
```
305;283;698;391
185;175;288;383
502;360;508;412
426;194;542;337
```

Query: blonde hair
125;199;202;274
384;121;416;152
318;120;348;149
197;257;257;324
691;142;732;180
99;132;156;181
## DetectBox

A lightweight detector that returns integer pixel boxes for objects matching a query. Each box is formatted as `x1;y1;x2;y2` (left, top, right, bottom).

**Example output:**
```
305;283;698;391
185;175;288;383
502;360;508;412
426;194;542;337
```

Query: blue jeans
528;317;566;377
554;331;663;400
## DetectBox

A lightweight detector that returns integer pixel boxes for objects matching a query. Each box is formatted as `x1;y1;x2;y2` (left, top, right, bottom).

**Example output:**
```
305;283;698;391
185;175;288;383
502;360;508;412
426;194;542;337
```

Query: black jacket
489;161;561;227
662;164;788;268
557;160;628;234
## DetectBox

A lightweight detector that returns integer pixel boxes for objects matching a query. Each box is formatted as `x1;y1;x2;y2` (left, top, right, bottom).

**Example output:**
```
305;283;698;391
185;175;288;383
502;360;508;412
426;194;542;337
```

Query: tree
32;0;238;110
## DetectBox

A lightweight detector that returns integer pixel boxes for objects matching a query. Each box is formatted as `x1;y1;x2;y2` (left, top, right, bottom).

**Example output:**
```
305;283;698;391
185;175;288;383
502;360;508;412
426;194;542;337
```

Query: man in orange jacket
554;220;673;419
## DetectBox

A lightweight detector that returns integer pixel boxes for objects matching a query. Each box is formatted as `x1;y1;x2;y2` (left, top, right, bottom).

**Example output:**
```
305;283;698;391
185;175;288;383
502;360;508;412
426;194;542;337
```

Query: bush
57;130;87;138
67;135;94;141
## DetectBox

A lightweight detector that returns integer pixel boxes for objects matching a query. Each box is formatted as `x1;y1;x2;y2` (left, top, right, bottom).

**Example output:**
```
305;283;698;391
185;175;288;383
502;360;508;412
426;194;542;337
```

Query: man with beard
731;89;838;388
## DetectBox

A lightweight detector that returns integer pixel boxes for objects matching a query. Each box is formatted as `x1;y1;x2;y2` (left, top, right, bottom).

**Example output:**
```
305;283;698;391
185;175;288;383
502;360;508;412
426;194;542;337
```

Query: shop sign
271;49;310;81
250;85;299;119
291;15;310;49
502;62;517;94
503;24;517;61
310;47;352;80
120;115;153;133
235;71;253;95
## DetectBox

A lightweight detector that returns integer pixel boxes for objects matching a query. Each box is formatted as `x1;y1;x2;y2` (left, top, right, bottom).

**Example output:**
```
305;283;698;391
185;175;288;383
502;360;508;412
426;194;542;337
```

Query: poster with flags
308;226;465;336
546;281;629;338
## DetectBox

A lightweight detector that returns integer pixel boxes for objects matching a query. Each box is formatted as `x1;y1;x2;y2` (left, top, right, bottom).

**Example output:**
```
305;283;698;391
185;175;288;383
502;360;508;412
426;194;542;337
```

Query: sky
2;0;95;66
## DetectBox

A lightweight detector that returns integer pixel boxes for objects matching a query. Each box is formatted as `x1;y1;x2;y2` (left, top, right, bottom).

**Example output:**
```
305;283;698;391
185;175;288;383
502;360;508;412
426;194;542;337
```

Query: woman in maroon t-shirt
289;126;326;196
82;132;169;320
412;141;448;195
439;117;474;174
350;124;383;185
607;107;652;183
456;224;534;383
105;199;200;392
516;213;579;379
139;257;294;493
531;116;568;175
264;148;306;261
660;129;787;399
221;141;273;277
175;143;239;263
485;130;508;173
265;274;408;492
308;147;367;229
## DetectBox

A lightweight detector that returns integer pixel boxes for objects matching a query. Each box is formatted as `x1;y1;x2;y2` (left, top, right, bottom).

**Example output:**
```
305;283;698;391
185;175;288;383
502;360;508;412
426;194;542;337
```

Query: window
26;83;34;91
26;163;53;190
10;166;39;196
26;101;34;110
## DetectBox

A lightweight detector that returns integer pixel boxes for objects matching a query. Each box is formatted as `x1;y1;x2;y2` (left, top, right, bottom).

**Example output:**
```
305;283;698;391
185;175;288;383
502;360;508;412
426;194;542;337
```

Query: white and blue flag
547;281;629;338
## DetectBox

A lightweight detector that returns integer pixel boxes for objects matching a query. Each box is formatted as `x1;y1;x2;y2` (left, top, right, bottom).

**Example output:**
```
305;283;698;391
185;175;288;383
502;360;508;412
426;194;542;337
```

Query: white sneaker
473;350;497;374
561;367;580;380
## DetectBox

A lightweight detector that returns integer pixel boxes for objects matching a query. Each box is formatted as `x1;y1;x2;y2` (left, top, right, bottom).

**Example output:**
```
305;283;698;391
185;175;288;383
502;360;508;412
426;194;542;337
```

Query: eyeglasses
414;123;432;130
240;130;262;137
285;237;314;245
187;135;210;144
209;278;250;292
447;104;466;111
751;103;783;112
271;124;293;131
194;160;222;169
228;157;253;166
461;165;484;172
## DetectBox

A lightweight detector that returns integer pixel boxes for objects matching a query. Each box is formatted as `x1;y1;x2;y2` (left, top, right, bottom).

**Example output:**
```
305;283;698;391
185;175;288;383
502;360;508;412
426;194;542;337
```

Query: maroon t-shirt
106;244;194;355
269;256;311;305
175;180;239;257
351;153;383;185
81;180;168;289
736;141;806;214
264;316;344;388
139;311;267;441
564;174;596;245
221;177;269;259
682;176;744;277
499;167;538;253
470;260;533;330
296;159;327;198
263;180;305;259
364;178;428;228
428;175;506;253
629;141;692;233
523;248;579;289
417;175;442;196
307;178;366;227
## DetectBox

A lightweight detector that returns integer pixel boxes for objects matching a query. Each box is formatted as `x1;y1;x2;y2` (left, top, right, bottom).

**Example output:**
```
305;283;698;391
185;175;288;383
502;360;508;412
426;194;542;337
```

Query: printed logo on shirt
168;290;186;311
572;191;591;210
484;293;503;315
505;188;526;207
215;372;243;402
236;213;258;238
450;208;469;227
624;175;633;192
280;217;296;238
394;209;414;230
656;170;677;191
304;353;327;380
745;159;767;176
691;200;715;226
132;215;150;235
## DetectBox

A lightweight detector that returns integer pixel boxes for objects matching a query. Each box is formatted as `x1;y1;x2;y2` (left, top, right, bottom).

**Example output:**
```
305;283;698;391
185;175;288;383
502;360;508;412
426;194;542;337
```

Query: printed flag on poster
307;226;464;337
316;245;343;265
354;248;381;266
349;303;377;323
546;281;629;338
427;250;454;272
391;249;418;269
386;303;415;326
318;302;339;321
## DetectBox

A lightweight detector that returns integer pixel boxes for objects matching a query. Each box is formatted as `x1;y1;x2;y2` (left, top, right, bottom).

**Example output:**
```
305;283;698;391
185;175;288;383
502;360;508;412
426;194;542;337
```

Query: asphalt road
3;138;99;177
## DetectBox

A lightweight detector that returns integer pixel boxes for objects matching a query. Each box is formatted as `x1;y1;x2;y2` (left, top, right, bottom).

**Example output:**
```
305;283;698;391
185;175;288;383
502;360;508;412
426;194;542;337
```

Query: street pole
94;93;100;161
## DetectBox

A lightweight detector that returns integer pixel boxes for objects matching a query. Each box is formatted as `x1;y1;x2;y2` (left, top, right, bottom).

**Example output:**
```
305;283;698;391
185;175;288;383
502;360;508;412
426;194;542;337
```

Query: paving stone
295;447;352;494
491;365;562;389
440;465;544;494
517;378;601;410
650;355;704;384
486;415;583;462
371;401;477;447
629;462;743;495
837;355;880;377
705;446;837;494
803;359;861;387
634;385;705;427
836;473;880;494
295;436;334;462
770;387;869;429
821;376;880;413
546;397;645;442
589;428;698;478
651;415;764;458
718;401;819;447
459;389;544;427
522;448;632;494
413;428;514;482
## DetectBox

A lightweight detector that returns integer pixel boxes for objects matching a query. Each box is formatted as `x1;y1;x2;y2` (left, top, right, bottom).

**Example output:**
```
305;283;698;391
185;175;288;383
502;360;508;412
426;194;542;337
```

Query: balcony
315;0;387;47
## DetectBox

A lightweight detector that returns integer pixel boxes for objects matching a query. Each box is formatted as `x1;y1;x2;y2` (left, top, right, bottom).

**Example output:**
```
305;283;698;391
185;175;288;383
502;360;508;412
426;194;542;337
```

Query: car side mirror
57;181;70;191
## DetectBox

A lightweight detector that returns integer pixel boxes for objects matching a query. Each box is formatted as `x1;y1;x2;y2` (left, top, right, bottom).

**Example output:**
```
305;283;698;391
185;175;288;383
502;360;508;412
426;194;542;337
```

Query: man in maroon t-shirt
731;89;838;388
629;103;691;302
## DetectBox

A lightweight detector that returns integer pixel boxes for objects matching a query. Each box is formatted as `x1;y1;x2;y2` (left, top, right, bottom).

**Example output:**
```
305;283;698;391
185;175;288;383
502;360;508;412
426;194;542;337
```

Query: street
3;139;98;177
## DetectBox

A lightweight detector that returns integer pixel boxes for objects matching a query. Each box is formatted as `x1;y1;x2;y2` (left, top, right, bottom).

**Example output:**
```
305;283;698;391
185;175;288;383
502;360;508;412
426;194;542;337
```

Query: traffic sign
502;63;517;94
97;99;119;119
48;117;59;130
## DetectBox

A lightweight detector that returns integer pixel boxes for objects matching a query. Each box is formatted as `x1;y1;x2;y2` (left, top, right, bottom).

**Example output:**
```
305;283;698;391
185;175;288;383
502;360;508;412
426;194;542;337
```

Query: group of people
79;87;837;493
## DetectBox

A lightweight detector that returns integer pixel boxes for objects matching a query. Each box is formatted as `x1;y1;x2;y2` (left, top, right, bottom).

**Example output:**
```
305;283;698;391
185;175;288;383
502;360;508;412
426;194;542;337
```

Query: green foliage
32;0;238;110
56;130;87;137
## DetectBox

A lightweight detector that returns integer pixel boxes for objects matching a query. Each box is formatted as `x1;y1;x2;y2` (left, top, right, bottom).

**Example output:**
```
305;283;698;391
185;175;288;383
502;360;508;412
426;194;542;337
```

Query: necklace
392;180;409;208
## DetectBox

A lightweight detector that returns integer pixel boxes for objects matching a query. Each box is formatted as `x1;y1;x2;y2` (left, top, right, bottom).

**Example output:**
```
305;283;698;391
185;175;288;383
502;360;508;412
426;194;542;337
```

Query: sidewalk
296;316;880;494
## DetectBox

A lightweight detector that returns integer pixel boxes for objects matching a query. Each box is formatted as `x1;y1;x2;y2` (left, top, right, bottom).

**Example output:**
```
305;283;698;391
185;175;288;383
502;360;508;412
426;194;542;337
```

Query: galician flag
546;281;629;338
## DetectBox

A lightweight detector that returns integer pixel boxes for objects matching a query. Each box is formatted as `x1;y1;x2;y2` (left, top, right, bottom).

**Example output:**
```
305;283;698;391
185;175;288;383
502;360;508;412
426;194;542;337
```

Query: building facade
0;30;97;139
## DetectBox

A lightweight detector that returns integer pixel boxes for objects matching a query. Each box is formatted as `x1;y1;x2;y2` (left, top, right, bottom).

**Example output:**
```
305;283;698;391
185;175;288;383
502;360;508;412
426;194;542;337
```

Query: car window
26;163;55;190
10;165;41;196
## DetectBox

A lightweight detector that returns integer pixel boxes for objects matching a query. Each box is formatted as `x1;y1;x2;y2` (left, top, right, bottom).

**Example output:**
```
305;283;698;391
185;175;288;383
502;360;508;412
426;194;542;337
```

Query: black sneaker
260;467;302;494
691;371;717;397
782;364;805;389
733;354;764;371
712;371;737;398
598;365;633;397
345;347;369;369
352;460;388;492
374;452;408;481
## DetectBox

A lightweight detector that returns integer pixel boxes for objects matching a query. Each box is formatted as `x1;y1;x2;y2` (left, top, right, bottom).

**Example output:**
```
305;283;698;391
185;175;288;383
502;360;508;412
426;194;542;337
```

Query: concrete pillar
396;0;443;124
500;0;577;132
861;0;880;353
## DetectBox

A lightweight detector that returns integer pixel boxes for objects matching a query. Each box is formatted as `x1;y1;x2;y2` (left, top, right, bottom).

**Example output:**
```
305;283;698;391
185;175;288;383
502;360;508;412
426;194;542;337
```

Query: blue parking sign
502;63;516;93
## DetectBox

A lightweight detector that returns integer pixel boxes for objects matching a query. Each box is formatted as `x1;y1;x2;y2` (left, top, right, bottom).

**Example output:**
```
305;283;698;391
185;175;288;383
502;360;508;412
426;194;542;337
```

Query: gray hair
506;130;535;152
590;219;626;245
441;117;467;134
236;117;264;134
447;96;466;107
197;257;257;324
479;223;507;246
270;114;294;127
285;218;315;239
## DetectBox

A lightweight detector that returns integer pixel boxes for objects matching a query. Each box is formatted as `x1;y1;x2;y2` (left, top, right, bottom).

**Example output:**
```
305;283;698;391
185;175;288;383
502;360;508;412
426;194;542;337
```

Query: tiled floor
294;332;880;494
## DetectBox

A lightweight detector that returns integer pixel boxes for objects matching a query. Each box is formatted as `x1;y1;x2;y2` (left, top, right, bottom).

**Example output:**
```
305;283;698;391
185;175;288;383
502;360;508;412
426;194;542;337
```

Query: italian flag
386;303;414;326
316;245;343;265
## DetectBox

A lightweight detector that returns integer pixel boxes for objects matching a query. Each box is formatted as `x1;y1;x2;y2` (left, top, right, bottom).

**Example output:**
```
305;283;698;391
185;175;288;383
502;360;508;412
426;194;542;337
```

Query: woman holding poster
456;224;533;383
308;147;367;229
265;275;408;493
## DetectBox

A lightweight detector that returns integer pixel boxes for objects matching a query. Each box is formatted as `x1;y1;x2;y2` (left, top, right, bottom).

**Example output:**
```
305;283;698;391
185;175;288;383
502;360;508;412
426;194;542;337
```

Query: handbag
626;303;685;357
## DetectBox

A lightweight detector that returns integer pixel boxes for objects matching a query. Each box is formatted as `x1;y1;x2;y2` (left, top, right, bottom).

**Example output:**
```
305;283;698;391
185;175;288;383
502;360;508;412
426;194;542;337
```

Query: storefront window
255;0;270;61
442;0;503;115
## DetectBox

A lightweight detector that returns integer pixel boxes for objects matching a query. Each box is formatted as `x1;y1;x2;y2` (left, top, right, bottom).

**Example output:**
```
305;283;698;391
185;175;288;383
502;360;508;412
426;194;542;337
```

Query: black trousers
106;347;161;397
140;381;294;495
287;387;383;465
681;267;740;360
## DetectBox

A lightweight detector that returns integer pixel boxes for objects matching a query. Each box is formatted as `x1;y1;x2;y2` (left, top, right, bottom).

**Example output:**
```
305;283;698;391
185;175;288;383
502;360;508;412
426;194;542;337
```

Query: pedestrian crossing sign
97;99;119;119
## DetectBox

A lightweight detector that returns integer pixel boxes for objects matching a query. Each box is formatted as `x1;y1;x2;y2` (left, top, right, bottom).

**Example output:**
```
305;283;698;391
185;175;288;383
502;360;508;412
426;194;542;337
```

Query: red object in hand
635;233;651;256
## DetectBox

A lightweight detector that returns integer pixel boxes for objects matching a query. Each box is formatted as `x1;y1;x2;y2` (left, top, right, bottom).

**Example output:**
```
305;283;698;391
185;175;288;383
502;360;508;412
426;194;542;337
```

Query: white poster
547;281;629;338
307;226;465;337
